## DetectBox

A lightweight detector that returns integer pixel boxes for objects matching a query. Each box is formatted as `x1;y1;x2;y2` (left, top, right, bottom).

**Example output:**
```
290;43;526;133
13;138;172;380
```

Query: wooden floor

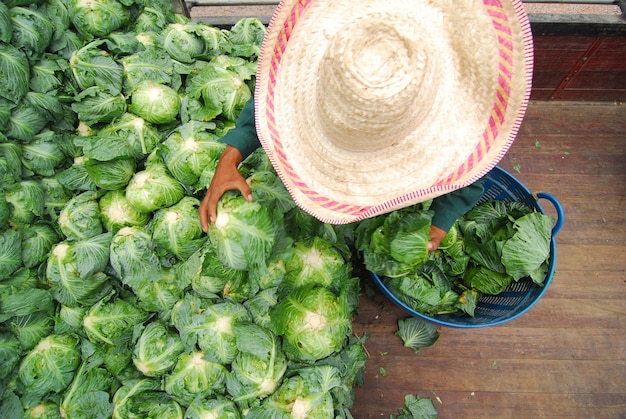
349;101;626;418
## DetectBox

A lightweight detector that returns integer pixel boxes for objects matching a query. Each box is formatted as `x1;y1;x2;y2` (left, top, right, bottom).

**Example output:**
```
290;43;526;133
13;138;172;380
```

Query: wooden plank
351;389;626;418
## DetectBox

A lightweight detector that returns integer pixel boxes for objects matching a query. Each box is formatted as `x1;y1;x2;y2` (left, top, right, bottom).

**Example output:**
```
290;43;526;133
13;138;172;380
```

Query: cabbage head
18;334;81;398
185;63;252;121
247;365;341;418
172;294;251;364
133;320;185;377
282;236;350;292
209;193;284;271
112;378;183;419
83;295;148;346
161;22;207;63
185;396;241;419
45;233;112;307
226;322;287;407
98;113;162;159
158;120;224;188
134;265;188;315
69;0;131;39
5;179;46;225
164;351;228;406
99;190;150;233
109;226;161;290
58;190;103;241
125;155;184;213
270;286;352;363
187;244;248;299
129;80;181;125
151;197;205;260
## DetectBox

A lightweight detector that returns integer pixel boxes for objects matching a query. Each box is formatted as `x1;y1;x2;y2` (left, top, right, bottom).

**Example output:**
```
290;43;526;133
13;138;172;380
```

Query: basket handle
536;192;564;236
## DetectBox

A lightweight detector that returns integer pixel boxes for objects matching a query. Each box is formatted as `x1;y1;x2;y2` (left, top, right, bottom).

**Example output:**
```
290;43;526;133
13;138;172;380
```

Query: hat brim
255;0;534;224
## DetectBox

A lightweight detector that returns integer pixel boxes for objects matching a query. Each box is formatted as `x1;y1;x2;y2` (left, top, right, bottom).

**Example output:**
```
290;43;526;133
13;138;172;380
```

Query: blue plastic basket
370;166;564;328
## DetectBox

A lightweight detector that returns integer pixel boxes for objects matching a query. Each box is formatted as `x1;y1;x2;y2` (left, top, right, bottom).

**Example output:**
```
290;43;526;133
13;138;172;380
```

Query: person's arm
427;178;485;251
218;97;261;159
199;98;261;232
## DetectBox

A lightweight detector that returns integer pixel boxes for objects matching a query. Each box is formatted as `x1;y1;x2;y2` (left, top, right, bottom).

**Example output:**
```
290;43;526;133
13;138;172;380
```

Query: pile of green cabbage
0;0;368;417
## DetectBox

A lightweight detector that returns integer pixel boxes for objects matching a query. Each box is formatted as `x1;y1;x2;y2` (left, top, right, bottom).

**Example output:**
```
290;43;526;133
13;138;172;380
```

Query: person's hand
199;145;253;233
427;225;447;253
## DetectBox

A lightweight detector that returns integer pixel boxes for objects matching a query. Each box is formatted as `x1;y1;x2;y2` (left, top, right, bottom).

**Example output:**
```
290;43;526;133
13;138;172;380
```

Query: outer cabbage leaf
0;332;22;378
71;86;126;125
84;155;136;190
57;156;98;192
6;310;55;354
97;113;163;159
0;2;11;43
161;22;207;63
0;229;23;280
227;17;266;58
395;317;440;354
247;169;297;214
69;39;123;95
0;268;54;322
5;95;51;142
9;6;54;60
29;53;72;94
5;180;46;225
134;265;188;315
21;130;67;177
185;244;248;299
463;263;512;295
120;47;175;94
502;212;553;282
59;360;115;419
0;141;23;184
21;221;61;268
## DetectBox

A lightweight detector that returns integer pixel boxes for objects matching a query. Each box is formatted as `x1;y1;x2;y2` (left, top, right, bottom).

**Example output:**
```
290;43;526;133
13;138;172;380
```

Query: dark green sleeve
218;98;261;160
430;178;486;232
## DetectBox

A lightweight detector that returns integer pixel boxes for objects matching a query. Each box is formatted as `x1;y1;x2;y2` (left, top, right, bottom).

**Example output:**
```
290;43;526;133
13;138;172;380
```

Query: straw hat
255;0;534;224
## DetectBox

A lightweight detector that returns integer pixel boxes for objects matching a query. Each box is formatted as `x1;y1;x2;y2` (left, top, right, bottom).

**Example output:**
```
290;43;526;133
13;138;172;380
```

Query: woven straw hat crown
255;0;534;223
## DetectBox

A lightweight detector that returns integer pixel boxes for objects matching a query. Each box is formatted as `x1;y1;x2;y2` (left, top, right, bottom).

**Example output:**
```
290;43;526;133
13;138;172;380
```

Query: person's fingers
428;225;447;253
